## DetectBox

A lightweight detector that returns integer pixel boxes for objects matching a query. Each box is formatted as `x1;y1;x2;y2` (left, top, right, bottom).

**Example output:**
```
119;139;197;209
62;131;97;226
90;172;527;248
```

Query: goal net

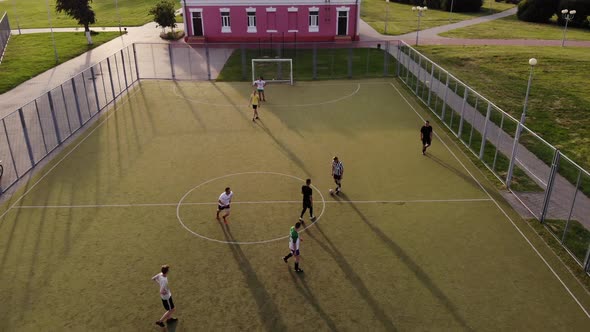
252;59;293;85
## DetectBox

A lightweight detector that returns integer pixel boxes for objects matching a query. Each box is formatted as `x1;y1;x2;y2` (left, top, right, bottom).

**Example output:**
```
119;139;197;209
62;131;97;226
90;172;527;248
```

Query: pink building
181;0;361;43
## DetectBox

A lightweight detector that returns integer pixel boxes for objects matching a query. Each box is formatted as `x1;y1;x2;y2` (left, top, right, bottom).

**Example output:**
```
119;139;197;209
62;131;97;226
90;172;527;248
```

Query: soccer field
0;79;589;331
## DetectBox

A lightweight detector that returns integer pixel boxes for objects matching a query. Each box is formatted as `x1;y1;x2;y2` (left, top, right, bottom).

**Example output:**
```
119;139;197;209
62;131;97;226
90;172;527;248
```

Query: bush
557;0;590;28
517;0;559;22
441;0;484;12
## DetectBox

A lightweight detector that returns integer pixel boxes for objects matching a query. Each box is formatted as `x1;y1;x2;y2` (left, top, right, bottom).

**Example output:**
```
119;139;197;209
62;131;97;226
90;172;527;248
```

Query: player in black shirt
420;120;433;155
299;179;316;222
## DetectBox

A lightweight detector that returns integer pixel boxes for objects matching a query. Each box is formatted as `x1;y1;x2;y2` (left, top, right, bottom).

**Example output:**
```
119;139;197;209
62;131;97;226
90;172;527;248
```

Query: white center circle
176;171;326;244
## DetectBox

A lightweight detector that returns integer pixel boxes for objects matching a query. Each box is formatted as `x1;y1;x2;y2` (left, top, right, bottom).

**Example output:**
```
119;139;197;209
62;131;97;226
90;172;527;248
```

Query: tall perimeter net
252;59;293;85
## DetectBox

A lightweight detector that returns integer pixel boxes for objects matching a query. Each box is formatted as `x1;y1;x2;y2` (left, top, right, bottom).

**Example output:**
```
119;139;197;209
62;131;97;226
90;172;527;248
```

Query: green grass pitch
0;79;589;330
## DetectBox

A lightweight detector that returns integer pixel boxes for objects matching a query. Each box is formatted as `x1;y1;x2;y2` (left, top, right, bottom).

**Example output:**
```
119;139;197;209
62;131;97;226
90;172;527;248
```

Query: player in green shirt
283;222;303;272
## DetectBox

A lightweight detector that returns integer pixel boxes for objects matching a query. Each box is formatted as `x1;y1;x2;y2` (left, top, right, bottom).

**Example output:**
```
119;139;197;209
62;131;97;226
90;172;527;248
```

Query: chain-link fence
0;44;138;193
0;12;10;63
396;41;590;271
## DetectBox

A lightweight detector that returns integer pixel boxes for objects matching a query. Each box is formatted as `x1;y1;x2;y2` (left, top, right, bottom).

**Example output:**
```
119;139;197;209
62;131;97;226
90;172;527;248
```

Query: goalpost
252;59;293;85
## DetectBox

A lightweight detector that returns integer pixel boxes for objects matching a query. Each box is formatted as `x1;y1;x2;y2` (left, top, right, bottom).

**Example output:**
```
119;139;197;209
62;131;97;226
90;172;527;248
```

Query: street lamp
44;0;59;63
561;9;576;47
12;0;21;34
384;0;390;35
449;0;455;23
412;6;427;46
506;58;537;188
115;0;122;34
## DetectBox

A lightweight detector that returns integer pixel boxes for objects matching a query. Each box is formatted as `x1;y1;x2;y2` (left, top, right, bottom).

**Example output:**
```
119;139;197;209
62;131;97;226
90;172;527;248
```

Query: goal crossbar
252;59;293;85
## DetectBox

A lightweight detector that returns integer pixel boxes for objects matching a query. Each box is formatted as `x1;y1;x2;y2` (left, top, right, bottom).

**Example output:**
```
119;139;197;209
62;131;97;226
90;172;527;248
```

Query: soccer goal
252;59;293;85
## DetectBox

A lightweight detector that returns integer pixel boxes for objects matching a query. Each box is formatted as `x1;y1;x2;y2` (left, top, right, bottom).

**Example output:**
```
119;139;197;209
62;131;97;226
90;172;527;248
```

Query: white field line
0;88;142;224
13;198;493;209
389;82;590;319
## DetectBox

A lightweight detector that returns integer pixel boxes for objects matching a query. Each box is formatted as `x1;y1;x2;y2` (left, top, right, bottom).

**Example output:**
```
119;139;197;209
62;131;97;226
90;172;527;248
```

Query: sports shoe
298;217;304;222
283;256;288;263
295;268;304;273
310;216;317;222
256;116;259;119
155;321;165;327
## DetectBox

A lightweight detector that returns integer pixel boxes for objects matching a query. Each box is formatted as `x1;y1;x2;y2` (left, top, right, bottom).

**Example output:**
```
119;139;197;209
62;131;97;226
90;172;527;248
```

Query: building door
192;12;203;36
337;11;348;36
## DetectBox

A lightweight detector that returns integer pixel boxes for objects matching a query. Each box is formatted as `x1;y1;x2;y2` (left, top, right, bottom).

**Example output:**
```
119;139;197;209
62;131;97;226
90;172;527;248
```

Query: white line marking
13;198;493;209
0;87;142;224
172;83;361;108
389;82;590;319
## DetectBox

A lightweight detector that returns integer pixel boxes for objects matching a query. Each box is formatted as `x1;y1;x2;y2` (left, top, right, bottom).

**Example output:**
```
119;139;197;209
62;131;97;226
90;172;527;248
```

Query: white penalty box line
12;198;493;209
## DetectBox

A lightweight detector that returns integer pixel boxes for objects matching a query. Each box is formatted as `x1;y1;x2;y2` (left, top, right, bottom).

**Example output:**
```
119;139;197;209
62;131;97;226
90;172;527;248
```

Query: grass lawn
441;14;590;40
361;0;515;35
416;45;590;172
0;0;180;29
0;32;122;93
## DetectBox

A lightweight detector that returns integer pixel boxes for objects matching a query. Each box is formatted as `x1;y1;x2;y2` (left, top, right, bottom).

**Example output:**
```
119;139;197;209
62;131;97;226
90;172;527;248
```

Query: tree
149;0;177;35
517;0;560;23
558;0;590;28
441;0;484;12
55;0;96;45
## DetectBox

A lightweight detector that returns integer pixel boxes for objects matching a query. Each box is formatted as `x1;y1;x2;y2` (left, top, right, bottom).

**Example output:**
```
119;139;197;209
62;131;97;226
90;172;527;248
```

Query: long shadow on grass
288;268;339;331
426;153;482;190
334;192;473;331
255;119;312;178
220;223;287;331
305;222;397;331
172;81;206;130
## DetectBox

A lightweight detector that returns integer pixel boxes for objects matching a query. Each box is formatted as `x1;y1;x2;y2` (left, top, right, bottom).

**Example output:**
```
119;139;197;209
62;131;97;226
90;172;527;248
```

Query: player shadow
163;318;179;332
172;81;206;130
219;223;288;331
254;119;313;178
305;223;398;331
426;153;481;190
333;192;473;331
210;82;252;123
288;269;339;331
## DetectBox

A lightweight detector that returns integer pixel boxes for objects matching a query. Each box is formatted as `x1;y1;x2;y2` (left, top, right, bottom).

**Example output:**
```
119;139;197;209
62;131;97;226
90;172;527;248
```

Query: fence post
71;78;84;128
561;169;582;243
440;74;450;120
383;41;389;77
106;58;116;100
205;44;211;80
457;89;468;139
241;44;247;81
396;42;402;77
404;49;411;83
427;65;434;106
478;103;492;160
312;44;317;80
540;149;560;223
415;56;422;95
46;92;62;144
17;108;36;167
132;43;140;80
120;50;129;89
2;119;19;178
34;100;49;153
348;47;353;78
168;44;175;79
90;67;101;111
60;85;73;134
584;244;590;273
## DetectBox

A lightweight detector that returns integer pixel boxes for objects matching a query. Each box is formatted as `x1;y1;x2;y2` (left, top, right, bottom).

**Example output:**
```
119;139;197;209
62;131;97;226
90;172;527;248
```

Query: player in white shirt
253;76;267;101
151;265;177;327
216;187;234;223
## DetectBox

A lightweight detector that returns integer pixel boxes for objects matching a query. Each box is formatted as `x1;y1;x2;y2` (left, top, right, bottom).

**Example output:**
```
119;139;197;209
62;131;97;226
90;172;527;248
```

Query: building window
247;12;256;33
267;12;277;32
221;11;231;33
288;12;297;32
309;11;319;32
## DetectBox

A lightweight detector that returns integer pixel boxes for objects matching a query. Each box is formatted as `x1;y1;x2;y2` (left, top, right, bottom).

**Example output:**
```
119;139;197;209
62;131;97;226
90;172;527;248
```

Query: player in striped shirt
331;156;344;195
283;222;303;272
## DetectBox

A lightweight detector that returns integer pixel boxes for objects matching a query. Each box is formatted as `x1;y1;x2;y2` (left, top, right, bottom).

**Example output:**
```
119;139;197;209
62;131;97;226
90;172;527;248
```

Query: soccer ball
329;189;334;194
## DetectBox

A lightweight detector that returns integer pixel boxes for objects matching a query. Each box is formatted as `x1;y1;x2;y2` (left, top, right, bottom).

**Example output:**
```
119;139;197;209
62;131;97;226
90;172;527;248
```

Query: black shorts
218;204;230;211
333;174;342;181
422;138;432;146
302;200;312;209
162;297;175;311
252;105;258;110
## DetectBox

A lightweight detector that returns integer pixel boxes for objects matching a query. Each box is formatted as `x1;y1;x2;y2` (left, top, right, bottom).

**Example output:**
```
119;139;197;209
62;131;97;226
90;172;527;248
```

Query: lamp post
12;0;21;34
45;0;59;63
449;0;455;23
506;58;537;188
412;6;427;46
115;0;122;34
561;9;576;47
384;0;390;35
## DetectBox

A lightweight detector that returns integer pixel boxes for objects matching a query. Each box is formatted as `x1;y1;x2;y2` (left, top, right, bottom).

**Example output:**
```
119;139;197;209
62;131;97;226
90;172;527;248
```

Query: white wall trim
189;8;205;36
288;7;299;12
246;7;256;12
221;26;232;33
247;27;257;33
309;26;319;32
309;6;319;11
266;29;278;33
266;7;277;12
288;29;299;32
336;6;350;12
219;8;230;12
335;9;349;36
